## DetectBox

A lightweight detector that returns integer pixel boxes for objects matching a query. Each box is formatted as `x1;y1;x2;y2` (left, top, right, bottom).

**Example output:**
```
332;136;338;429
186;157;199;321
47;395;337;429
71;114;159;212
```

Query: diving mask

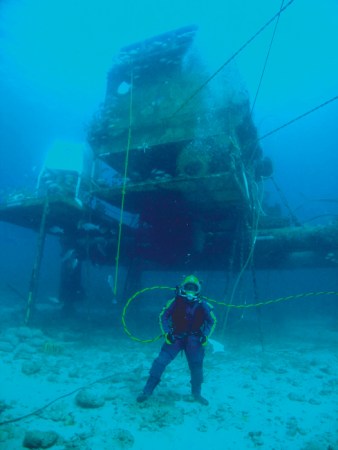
180;275;201;301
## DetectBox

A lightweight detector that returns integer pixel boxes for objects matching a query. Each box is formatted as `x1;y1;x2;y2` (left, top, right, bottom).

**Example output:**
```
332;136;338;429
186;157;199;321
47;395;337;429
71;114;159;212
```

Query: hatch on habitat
88;25;271;216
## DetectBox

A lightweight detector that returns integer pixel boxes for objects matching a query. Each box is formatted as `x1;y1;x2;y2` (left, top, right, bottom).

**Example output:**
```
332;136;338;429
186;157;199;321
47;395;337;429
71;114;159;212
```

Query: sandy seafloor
0;300;337;450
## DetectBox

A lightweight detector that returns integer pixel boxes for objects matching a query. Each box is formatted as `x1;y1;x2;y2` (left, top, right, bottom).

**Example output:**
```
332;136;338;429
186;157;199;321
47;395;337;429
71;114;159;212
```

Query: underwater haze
1;1;338;449
0;0;338;221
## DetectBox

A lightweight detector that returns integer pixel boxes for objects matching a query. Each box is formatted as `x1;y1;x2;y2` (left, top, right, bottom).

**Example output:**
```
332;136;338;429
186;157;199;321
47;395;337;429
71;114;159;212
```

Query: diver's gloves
200;335;208;346
165;333;176;344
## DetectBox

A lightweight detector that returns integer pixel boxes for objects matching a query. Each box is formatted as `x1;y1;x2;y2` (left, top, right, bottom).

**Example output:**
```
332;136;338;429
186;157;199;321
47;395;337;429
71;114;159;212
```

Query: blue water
0;2;338;447
0;0;337;317
0;0;337;295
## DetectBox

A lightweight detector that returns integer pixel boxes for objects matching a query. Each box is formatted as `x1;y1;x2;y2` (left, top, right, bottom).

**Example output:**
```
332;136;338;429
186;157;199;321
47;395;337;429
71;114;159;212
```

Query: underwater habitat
0;0;338;448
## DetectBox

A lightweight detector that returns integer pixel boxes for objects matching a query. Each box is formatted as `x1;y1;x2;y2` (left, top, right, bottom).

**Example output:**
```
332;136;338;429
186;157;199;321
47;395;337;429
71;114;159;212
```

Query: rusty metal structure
85;25;271;267
0;26;337;321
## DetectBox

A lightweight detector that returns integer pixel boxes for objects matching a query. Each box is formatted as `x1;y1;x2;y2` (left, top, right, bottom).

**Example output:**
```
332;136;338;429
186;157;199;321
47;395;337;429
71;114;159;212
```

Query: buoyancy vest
171;296;205;334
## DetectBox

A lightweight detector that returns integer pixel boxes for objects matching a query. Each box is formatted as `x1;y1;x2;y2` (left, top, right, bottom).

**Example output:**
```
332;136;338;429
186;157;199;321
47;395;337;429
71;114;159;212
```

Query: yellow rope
205;291;338;308
121;286;338;343
121;286;175;343
113;70;133;298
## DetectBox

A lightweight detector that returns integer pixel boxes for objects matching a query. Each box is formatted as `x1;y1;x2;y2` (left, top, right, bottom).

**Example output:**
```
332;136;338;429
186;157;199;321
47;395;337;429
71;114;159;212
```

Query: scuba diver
137;275;216;406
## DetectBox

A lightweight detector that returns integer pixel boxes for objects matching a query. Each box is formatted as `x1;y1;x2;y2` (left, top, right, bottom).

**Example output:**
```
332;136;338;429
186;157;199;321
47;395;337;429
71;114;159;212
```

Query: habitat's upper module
88;25;267;204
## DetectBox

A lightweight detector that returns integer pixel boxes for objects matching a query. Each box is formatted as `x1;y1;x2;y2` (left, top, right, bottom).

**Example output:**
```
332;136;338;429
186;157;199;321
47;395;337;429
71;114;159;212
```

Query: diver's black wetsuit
140;294;216;402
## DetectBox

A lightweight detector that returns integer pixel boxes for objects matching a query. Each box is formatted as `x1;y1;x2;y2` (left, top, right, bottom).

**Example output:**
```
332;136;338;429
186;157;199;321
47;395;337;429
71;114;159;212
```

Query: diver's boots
191;383;209;405
136;376;159;403
190;364;209;405
136;392;149;403
193;393;209;406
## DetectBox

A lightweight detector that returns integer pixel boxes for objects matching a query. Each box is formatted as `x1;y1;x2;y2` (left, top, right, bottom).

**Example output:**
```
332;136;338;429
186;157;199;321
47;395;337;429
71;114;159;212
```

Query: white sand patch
0;317;337;449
